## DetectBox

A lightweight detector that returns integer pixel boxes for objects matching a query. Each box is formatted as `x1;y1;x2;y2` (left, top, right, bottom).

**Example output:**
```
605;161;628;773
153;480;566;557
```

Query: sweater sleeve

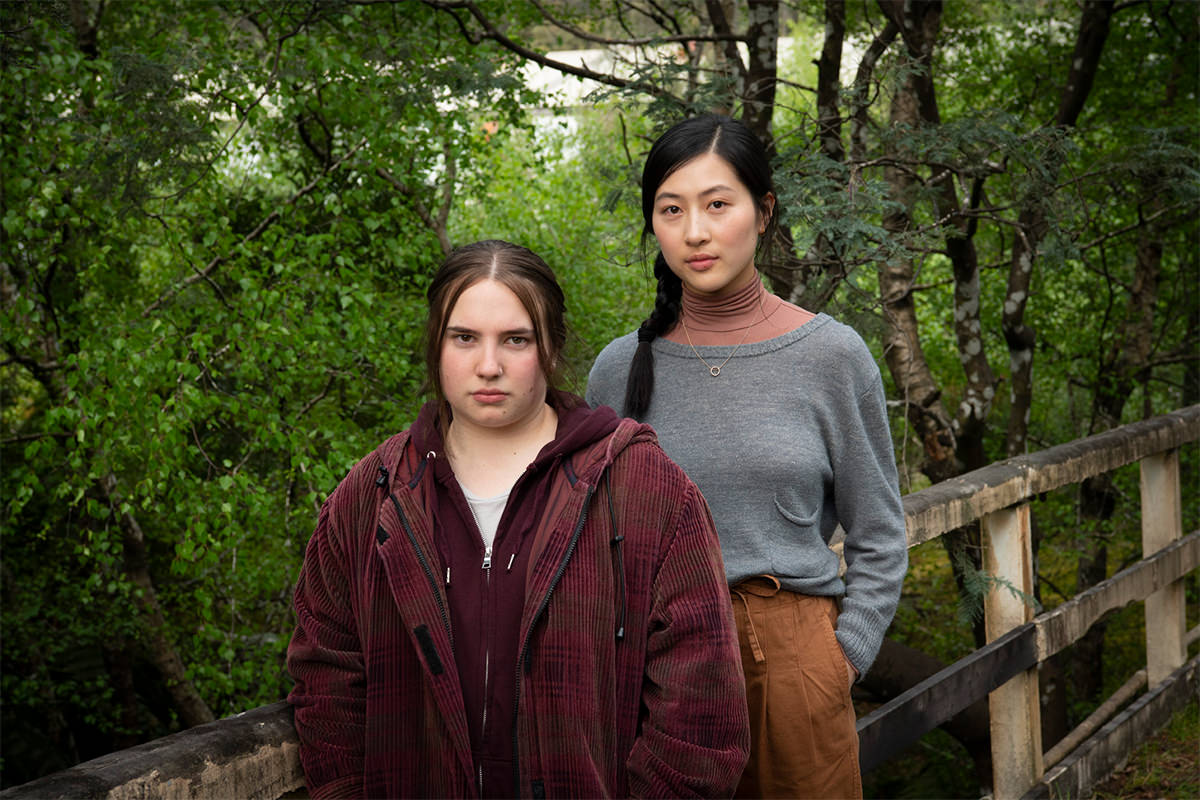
626;480;750;798
585;333;635;413
286;501;367;799
831;362;908;676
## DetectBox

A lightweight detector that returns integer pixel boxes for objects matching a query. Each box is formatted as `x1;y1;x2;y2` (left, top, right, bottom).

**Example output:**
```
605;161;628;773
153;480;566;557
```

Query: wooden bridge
4;406;1197;800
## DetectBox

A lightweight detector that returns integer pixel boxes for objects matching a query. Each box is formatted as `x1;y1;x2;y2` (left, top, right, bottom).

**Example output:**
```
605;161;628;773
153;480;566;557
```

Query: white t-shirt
459;482;511;550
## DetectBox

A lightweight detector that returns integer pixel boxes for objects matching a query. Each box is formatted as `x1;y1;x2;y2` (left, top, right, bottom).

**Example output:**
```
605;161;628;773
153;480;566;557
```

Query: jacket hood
407;390;648;486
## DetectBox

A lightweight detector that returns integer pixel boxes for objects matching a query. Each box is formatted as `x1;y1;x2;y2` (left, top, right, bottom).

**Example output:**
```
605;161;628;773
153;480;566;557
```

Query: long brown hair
424;240;567;432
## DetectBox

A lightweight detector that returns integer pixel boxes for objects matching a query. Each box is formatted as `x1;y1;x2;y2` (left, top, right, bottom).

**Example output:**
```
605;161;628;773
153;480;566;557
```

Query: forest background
1;0;1197;795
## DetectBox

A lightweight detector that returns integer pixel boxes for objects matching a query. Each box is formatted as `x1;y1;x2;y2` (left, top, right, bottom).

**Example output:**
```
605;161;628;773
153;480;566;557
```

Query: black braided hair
623;252;682;419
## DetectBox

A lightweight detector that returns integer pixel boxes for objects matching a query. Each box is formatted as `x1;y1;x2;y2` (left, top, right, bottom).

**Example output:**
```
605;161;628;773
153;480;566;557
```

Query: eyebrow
446;325;536;337
655;184;737;202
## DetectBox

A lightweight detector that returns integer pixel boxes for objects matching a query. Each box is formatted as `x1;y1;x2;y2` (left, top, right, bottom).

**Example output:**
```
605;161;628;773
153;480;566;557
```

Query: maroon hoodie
410;391;620;797
287;391;748;799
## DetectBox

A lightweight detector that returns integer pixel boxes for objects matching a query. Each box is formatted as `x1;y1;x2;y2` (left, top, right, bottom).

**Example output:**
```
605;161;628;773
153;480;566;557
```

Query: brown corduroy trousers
730;576;862;800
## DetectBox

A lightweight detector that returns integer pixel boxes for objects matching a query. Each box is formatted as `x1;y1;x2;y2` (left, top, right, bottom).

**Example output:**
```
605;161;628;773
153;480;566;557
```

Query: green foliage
951;549;1040;629
2;0;1198;792
889;539;977;664
861;727;980;800
0;0;540;784
448;106;657;388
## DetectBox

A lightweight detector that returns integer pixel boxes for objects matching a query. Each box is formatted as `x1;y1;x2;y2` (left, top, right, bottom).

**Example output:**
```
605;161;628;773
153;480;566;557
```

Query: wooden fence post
982;502;1042;799
1141;449;1185;686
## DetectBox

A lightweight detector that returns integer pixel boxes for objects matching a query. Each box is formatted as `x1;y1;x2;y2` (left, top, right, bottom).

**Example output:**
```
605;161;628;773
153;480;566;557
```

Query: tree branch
143;137;368;317
1076;202;1192;251
850;19;899;162
0;431;72;445
296;372;337;419
375;163;453;256
415;0;678;101
525;0;743;46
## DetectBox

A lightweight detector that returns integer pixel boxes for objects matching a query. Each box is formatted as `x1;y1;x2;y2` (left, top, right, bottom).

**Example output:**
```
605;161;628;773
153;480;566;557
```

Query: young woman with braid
587;115;908;799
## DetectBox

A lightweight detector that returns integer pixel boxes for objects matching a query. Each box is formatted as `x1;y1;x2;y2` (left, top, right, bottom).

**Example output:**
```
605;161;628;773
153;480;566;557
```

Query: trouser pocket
730;577;861;800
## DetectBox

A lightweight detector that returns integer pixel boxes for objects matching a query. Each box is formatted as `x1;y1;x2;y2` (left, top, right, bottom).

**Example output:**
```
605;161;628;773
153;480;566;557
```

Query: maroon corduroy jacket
287;399;749;798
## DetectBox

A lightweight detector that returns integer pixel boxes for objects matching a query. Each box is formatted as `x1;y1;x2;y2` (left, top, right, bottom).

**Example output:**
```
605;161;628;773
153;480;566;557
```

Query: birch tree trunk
880;0;997;471
1005;0;1115;457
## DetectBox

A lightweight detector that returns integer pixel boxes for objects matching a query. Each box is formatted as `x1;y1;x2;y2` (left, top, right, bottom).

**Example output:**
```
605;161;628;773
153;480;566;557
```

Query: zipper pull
482;546;492;570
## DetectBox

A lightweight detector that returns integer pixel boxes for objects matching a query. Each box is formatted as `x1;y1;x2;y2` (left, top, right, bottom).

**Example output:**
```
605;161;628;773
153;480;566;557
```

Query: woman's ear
758;192;776;234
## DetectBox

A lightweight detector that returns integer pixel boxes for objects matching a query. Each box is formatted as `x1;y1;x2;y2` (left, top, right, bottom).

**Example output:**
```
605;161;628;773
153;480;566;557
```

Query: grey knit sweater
585;314;907;674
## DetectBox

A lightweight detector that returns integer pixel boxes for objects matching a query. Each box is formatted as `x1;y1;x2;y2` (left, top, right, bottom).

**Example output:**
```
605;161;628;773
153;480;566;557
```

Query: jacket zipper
511;486;594;794
387;492;453;648
466;497;494;796
479;548;491;796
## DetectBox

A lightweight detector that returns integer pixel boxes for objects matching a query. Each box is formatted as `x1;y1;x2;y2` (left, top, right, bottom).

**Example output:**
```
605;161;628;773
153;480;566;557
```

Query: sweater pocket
773;493;819;528
770;491;836;582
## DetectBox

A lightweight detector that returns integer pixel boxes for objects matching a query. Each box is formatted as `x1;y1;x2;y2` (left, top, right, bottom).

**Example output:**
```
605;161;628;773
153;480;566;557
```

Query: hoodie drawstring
604;471;626;642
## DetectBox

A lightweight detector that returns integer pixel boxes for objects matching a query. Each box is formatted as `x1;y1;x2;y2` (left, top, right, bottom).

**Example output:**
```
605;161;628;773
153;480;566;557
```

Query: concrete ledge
0;702;304;800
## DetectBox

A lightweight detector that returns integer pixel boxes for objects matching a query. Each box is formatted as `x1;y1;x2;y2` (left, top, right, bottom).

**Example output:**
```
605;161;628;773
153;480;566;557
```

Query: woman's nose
684;212;709;245
477;344;502;377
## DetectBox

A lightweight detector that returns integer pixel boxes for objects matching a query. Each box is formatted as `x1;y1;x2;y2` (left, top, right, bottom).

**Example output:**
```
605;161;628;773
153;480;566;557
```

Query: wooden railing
857;404;1200;799
4;405;1197;800
0;701;305;800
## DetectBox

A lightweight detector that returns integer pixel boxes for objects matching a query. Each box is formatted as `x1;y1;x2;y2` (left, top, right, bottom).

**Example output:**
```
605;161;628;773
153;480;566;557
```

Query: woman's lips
686;255;717;270
472;390;507;404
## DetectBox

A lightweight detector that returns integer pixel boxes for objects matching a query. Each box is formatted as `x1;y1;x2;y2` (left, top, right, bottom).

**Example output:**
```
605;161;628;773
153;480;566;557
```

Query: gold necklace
679;290;767;377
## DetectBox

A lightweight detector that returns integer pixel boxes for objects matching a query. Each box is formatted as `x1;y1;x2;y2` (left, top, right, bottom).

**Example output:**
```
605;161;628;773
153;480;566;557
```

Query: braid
623;252;682;419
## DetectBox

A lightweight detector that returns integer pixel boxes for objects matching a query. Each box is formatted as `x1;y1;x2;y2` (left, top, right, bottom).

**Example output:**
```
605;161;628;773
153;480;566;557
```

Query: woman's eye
452;333;474;344
508;336;529;346
660;205;681;215
710;200;727;210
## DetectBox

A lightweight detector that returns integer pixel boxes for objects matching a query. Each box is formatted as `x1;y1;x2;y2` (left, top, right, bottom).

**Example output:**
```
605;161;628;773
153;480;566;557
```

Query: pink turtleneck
662;273;815;346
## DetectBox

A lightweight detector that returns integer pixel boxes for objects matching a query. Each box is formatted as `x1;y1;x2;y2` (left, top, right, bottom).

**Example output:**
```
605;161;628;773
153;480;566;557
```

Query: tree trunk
877;0;994;666
886;0;998;471
761;0;852;310
1006;0;1114;457
102;476;217;728
877;44;958;486
1074;477;1113;703
742;0;779;150
815;0;845;164
1029;511;1071;750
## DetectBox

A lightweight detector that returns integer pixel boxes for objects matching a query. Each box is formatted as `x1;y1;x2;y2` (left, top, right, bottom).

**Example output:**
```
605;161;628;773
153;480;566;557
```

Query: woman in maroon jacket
287;239;748;799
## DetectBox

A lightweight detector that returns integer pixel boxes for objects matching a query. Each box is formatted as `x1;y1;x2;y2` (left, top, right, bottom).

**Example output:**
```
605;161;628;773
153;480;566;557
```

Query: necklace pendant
709;366;721;377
